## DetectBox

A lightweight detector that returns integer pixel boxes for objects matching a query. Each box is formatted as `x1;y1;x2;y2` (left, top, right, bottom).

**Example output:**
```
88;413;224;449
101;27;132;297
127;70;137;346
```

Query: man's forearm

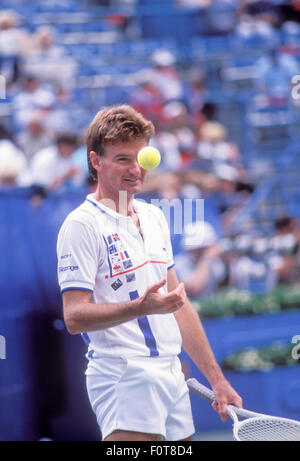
65;298;141;334
63;277;184;335
174;300;225;386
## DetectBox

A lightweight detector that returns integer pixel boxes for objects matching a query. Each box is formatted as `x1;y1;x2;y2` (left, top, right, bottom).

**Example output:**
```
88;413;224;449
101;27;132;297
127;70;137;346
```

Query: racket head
233;415;300;441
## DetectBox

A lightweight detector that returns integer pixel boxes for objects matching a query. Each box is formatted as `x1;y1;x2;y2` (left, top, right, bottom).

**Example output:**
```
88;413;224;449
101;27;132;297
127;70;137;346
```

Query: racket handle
187;378;216;403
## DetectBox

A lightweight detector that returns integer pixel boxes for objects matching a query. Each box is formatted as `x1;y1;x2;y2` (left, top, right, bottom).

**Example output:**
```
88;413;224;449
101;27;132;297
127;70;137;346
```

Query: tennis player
57;105;242;441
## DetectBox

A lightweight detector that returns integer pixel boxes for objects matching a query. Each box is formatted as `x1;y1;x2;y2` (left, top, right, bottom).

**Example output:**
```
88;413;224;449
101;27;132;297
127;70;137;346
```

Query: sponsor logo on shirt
111;254;122;265
111;278;123;291
112;263;122;272
60;253;72;259
106;233;133;276
123;260;133;269
109;244;117;254
126;272;136;282
59;265;79;272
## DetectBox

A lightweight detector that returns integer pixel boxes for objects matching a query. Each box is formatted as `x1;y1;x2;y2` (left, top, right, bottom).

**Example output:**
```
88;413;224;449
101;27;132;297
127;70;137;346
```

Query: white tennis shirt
57;194;182;359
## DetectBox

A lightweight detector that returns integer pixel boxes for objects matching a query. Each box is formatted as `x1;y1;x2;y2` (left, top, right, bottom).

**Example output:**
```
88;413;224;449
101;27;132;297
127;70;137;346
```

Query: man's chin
122;181;143;194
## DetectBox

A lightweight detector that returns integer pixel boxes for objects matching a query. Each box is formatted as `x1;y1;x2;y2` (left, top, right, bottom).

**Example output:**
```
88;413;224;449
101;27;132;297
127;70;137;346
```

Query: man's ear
89;151;102;172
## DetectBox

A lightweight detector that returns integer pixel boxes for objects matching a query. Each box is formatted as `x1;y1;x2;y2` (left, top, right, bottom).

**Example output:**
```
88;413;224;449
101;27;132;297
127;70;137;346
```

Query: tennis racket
187;377;300;441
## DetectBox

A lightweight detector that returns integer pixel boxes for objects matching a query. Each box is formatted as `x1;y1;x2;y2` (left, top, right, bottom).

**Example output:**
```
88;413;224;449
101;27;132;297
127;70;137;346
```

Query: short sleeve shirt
57;194;182;360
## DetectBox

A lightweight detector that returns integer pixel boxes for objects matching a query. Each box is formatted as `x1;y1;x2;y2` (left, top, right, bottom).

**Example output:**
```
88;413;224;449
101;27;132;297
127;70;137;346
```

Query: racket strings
237;418;300;441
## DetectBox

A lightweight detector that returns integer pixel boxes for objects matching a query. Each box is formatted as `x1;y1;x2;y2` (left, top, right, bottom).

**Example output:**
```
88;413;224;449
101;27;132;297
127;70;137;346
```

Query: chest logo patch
106;233;133;276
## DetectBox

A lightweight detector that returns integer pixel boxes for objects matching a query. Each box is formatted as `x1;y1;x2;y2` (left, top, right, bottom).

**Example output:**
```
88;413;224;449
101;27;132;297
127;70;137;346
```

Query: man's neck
93;187;135;217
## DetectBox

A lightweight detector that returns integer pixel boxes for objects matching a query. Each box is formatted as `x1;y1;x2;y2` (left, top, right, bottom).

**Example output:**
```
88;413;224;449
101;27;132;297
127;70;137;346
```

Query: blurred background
0;0;300;441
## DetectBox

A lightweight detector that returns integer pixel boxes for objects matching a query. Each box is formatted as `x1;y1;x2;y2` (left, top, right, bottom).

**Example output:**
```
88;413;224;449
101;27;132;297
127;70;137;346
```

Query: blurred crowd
1;0;300;299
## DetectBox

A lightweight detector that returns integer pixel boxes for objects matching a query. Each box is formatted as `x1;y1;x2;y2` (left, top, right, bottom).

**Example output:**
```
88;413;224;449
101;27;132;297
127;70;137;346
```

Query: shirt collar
86;193;144;221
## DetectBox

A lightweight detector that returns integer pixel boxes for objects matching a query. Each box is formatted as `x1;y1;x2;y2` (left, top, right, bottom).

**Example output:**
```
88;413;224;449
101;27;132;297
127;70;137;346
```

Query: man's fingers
148;278;167;294
212;400;228;422
234;396;243;409
164;283;186;303
143;280;186;315
219;402;228;422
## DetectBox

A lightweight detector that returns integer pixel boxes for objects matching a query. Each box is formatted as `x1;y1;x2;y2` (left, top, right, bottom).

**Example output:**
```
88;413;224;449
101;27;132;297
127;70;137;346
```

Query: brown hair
86;105;155;180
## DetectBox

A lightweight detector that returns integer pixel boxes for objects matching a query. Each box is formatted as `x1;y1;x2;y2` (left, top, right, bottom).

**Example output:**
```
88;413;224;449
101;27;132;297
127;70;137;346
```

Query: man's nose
129;159;142;175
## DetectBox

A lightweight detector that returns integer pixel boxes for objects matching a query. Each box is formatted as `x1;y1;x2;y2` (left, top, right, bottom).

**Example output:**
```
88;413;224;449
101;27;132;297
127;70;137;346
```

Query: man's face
93;139;148;200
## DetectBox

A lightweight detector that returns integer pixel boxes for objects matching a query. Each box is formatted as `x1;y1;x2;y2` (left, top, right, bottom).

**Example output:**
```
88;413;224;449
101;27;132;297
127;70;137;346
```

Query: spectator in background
130;71;164;124
267;216;300;284
16;110;54;162
0;10;30;85
0;10;27;55
13;75;57;130
150;124;183;173
227;234;277;293
147;49;184;102
160;101;197;167
25;133;82;190
0;124;26;187
137;170;186;256
0;148;26;187
209;163;253;231
197;121;242;169
183;69;209;126
234;5;280;49
213;163;241;211
145;101;197;173
175;221;227;298
23;26;78;86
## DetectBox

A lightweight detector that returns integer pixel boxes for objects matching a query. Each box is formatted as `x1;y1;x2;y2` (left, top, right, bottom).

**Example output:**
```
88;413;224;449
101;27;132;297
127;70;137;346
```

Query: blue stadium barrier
0;187;101;440
50;326;100;441
0;305;38;441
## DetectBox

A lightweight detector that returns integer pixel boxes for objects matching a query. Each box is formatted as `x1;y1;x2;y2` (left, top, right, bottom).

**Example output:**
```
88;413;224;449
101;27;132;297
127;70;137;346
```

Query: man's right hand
139;278;186;316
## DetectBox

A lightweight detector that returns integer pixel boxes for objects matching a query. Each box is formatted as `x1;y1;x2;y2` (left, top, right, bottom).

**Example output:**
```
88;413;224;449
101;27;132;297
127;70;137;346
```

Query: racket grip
187;378;216;403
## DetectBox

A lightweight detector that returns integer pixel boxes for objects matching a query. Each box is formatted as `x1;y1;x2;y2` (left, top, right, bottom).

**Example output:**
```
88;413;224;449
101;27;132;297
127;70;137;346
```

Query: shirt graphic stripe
110;259;166;278
129;290;159;357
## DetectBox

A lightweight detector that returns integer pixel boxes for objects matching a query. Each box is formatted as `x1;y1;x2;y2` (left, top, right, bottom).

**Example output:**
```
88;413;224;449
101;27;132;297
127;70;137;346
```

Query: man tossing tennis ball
137;146;161;170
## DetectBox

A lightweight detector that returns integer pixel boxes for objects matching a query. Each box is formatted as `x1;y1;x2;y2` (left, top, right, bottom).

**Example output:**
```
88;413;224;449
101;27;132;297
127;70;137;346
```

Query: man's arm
62;277;186;334
168;267;242;421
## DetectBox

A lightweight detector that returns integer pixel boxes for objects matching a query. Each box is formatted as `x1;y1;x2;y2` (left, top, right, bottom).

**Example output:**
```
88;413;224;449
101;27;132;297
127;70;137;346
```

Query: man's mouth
123;177;141;183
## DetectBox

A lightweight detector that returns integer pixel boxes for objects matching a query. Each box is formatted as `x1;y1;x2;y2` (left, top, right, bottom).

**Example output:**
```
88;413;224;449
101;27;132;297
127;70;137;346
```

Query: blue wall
0;188;99;440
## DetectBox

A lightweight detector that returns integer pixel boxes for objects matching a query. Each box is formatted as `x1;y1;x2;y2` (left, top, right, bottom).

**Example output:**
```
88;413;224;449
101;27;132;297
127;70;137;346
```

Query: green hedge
191;284;300;318
222;342;300;372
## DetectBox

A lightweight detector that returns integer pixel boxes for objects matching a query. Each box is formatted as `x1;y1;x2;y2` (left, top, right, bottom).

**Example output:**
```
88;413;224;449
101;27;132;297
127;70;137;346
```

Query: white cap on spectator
214;164;239;182
162;101;187;119
151;49;176;66
183;221;217;250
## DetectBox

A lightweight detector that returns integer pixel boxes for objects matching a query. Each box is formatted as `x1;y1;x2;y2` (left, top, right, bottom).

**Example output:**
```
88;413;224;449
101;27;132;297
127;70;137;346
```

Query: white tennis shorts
86;355;195;441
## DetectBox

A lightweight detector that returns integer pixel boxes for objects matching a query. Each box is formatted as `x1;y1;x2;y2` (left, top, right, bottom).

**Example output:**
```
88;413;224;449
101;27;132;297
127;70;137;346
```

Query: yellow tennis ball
137;146;161;170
